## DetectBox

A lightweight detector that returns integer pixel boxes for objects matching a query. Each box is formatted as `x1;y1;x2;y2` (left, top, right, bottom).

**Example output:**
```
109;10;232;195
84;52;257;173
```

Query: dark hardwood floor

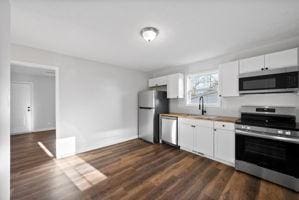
11;131;298;200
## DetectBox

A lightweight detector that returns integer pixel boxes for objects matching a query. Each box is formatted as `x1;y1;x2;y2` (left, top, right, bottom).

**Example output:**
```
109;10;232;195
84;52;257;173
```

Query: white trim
32;127;56;133
11;131;30;135
11;128;56;135
11;60;59;157
77;135;138;154
57;135;138;159
11;81;34;133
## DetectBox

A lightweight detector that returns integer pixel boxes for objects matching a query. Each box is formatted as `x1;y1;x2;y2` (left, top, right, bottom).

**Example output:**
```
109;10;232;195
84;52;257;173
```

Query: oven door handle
236;129;299;144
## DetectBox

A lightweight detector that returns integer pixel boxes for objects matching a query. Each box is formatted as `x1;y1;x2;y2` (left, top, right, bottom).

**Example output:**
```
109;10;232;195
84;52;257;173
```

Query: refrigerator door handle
139;107;154;109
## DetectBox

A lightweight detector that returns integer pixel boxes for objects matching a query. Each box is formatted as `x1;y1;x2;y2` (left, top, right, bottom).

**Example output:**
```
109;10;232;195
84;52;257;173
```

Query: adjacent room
0;0;299;200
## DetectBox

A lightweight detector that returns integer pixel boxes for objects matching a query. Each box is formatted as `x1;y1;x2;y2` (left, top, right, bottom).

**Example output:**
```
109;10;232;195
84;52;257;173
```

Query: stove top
236;105;298;131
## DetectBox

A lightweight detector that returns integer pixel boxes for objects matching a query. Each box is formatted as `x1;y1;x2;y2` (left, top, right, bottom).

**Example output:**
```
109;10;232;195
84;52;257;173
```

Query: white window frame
185;70;220;107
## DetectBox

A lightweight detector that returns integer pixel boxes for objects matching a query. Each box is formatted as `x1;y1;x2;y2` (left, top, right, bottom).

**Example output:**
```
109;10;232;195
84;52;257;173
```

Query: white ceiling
11;64;55;77
11;0;299;72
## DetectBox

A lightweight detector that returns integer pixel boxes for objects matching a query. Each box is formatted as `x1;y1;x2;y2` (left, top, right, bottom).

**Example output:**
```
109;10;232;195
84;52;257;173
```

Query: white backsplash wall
149;37;299;121
170;93;299;120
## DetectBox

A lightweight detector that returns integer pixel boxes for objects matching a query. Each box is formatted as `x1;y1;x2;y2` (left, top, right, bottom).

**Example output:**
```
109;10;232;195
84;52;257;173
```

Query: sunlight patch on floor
55;155;107;191
37;141;54;157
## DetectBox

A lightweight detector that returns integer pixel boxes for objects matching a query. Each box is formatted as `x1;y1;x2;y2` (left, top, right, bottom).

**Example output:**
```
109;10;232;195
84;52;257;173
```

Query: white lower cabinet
194;126;214;157
214;129;235;166
178;118;235;167
178;121;194;152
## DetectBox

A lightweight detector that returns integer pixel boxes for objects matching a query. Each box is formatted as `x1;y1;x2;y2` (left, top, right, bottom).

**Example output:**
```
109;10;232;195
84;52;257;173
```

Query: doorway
10;61;59;160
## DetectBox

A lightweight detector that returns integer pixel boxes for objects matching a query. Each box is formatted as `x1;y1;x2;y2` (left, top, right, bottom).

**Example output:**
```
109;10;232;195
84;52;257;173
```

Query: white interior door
11;82;33;134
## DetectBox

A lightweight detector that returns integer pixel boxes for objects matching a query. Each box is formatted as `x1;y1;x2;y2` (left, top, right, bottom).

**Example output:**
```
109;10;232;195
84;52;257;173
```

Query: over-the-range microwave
239;66;299;94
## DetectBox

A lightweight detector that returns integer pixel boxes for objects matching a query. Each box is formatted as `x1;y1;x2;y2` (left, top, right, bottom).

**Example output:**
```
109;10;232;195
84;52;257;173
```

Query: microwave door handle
236;129;299;144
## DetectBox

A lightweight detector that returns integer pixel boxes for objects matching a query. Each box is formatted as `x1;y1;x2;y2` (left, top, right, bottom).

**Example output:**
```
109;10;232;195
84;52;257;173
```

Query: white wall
0;1;10;199
11;44;148;157
11;72;55;133
149;37;299;120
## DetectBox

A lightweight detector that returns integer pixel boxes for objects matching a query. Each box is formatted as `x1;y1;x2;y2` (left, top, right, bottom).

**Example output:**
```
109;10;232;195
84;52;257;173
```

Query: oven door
239;71;299;94
236;131;299;178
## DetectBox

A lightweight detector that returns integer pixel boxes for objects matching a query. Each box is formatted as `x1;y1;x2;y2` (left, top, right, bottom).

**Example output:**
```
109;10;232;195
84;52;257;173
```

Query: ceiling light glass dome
140;27;159;42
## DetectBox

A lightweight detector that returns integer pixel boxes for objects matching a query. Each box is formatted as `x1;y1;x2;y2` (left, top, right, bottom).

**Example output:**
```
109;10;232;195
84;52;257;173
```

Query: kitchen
1;1;299;199
139;47;299;192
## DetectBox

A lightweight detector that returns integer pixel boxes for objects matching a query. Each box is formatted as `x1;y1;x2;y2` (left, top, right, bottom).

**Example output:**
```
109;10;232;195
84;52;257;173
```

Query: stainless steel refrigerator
138;90;169;143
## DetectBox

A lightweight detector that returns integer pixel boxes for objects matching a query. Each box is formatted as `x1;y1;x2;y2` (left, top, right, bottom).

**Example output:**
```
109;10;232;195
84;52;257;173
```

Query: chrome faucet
199;96;207;115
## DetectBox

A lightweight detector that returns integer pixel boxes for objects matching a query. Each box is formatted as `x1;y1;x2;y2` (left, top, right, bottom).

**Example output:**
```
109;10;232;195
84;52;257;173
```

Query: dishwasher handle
160;116;178;120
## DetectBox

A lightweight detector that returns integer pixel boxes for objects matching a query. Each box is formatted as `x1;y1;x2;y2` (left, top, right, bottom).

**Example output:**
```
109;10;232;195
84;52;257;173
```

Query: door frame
10;60;60;152
11;81;34;134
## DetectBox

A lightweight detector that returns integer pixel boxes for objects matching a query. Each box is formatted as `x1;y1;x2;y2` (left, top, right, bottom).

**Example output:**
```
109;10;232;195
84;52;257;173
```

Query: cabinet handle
219;94;222;97
214;129;217;131
265;67;269;70
222;124;225;127
261;68;264;71
191;125;196;128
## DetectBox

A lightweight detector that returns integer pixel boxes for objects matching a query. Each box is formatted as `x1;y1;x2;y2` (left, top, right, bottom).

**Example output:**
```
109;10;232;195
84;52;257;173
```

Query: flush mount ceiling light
140;27;159;42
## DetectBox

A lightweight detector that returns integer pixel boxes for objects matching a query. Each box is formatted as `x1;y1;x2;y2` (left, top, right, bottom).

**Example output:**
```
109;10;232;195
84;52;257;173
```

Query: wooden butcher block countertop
160;113;239;123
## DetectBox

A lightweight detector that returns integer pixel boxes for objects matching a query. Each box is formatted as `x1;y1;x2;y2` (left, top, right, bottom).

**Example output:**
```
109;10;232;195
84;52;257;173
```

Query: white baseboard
77;135;138;154
11;127;56;135
32;127;56;133
56;135;138;159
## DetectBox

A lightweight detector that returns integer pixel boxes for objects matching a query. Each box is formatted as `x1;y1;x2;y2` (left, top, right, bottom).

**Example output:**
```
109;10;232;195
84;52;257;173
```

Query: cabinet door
148;76;168;87
214;129;235;165
178;122;194;152
219;61;239;97
194;126;214;157
239;55;265;74
167;73;184;99
265;48;298;70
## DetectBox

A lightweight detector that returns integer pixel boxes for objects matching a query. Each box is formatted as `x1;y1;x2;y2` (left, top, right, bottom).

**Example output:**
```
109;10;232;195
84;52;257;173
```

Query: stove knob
277;130;283;134
285;131;291;136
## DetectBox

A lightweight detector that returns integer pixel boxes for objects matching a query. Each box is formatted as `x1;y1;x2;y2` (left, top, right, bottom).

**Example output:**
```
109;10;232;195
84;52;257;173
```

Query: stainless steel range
235;106;299;192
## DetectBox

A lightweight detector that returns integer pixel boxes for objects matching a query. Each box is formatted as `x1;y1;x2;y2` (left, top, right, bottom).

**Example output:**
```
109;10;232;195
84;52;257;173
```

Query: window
186;71;219;106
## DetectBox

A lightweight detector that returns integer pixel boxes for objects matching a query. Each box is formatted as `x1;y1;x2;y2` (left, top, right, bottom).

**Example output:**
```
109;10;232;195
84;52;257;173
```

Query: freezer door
138;108;155;143
138;90;155;108
161;117;177;145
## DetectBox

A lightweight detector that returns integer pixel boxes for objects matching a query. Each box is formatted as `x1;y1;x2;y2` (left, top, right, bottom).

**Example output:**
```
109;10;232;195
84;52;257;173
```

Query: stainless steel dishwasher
160;116;178;146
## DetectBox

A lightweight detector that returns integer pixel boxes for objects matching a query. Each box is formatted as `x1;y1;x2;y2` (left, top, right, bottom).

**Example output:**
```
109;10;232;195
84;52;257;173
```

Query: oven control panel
236;124;299;139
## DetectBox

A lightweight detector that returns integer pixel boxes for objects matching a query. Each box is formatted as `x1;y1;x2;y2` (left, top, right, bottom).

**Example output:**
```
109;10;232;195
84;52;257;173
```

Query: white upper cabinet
219;60;239;97
239;55;265;74
148;76;168;87
265;48;298;70
148;73;184;99
239;48;298;74
167;73;184;99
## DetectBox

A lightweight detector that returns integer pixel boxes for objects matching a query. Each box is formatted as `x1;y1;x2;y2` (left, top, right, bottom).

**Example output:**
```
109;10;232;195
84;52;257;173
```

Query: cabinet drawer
214;121;235;131
178;118;197;125
178;118;213;128
197;119;214;128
